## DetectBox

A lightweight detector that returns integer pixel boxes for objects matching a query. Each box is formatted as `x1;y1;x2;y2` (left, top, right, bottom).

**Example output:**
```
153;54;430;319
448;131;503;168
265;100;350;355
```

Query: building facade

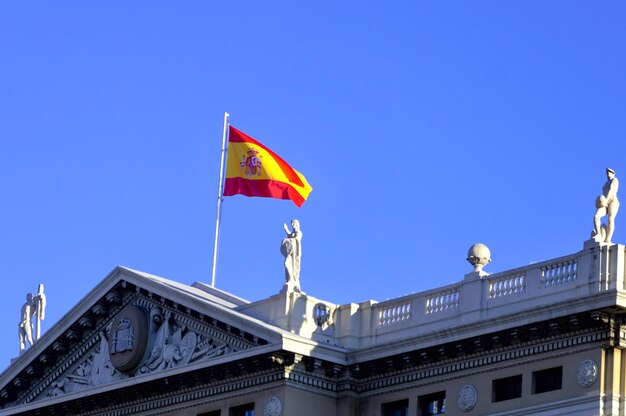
0;238;625;415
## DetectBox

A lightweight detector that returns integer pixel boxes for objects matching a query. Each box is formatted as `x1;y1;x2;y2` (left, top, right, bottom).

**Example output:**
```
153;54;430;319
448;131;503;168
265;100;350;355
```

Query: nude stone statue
281;219;302;291
593;168;620;244
18;293;35;352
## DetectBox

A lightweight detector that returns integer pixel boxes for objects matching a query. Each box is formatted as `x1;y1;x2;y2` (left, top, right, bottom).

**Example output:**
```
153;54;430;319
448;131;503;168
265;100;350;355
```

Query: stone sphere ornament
467;243;492;273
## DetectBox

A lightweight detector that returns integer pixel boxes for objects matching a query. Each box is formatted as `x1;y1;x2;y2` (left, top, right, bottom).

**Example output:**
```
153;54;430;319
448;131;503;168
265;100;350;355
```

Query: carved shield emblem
109;306;148;373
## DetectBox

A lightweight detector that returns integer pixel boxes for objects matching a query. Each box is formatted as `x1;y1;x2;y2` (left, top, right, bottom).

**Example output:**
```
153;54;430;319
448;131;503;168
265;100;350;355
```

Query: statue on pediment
18;283;46;353
281;219;302;291
18;293;35;352
593;168;620;244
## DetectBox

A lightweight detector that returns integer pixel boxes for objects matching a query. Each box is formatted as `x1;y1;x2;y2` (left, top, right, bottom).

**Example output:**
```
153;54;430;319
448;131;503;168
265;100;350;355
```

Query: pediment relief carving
47;307;234;398
8;283;267;407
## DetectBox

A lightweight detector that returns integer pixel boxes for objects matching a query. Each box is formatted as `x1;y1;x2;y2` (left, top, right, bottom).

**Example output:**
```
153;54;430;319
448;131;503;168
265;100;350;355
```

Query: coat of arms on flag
240;148;262;176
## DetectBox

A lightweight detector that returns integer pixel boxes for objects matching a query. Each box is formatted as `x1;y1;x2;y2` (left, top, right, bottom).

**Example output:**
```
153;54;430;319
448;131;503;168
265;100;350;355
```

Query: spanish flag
223;126;312;207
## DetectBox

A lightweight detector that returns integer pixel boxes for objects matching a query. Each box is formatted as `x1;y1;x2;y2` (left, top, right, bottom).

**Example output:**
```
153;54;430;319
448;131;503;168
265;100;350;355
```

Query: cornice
0;320;611;415
354;329;609;398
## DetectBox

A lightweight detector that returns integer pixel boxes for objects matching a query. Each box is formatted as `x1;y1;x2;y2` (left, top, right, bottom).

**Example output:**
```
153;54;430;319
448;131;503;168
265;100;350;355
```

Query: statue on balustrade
281;219;302;292
593;168;620;244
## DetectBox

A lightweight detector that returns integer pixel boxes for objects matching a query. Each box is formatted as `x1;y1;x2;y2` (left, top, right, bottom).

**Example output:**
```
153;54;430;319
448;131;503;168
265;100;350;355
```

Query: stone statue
281;219;302;292
593;168;620;244
18;283;47;352
18;293;35;352
34;283;46;340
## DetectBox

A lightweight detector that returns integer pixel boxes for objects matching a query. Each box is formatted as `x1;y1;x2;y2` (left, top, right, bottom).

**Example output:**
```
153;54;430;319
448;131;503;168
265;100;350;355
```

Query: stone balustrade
540;257;577;287
377;302;411;326
333;243;626;349
425;288;460;314
489;272;526;299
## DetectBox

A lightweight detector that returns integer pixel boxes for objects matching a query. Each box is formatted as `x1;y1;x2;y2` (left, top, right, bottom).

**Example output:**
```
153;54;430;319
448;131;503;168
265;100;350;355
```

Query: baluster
554;265;560;284
548;266;554;286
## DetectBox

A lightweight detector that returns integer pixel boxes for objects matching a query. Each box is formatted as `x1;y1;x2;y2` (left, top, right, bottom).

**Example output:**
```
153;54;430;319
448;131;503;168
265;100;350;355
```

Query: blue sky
1;2;625;367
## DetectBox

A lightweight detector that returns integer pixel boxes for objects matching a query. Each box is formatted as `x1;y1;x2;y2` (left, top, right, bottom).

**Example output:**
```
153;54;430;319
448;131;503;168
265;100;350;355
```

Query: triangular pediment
0;267;283;411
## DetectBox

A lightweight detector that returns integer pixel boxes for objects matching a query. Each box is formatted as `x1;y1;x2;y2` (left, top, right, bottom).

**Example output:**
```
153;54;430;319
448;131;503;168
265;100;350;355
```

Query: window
382;399;408;416
230;403;254;416
418;391;446;415
492;375;522;402
532;366;562;394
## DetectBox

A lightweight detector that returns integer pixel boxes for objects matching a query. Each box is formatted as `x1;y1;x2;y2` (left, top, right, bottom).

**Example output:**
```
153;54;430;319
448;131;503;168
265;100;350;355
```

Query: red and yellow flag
223;126;312;207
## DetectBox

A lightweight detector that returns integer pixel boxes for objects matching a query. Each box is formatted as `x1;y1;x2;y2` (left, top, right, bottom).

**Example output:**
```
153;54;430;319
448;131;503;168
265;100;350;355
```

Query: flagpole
211;112;230;287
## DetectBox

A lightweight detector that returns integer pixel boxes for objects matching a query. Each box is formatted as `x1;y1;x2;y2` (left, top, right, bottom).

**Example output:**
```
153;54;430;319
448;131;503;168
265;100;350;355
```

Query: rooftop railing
336;243;625;348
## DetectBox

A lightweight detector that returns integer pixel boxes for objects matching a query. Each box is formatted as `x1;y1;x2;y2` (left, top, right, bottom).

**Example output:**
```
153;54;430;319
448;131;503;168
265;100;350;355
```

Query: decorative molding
355;329;610;396
45;367;284;416
1;327;611;415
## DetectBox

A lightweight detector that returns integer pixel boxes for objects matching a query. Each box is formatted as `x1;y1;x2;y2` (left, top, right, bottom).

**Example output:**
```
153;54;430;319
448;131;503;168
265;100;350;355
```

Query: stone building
0;238;624;415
